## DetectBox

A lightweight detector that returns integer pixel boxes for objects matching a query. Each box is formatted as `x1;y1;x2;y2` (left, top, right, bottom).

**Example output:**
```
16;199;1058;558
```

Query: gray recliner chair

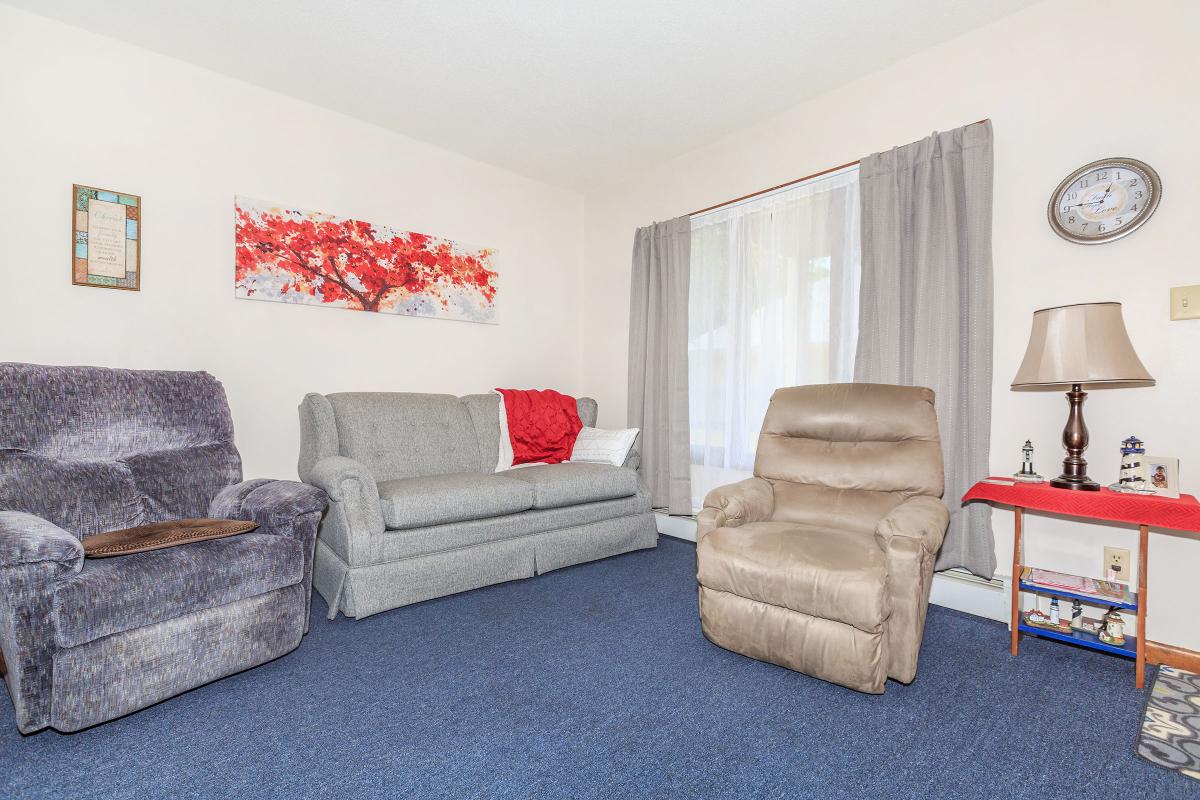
695;383;949;693
0;363;327;733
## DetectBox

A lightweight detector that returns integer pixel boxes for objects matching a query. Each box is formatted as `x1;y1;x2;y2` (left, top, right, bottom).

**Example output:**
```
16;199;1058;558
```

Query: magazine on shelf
1021;567;1133;603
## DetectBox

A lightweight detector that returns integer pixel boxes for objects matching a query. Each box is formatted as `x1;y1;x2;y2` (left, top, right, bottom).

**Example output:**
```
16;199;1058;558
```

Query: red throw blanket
495;388;582;465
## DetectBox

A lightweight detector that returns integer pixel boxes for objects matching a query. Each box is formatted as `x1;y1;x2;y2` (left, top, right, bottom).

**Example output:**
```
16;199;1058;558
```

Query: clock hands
1070;184;1116;209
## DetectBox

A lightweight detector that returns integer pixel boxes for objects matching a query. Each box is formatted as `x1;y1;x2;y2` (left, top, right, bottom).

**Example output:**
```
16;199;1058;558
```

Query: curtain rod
687;118;990;217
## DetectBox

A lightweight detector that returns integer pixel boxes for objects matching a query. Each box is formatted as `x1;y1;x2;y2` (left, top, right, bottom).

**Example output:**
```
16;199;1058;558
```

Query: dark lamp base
1051;383;1101;492
1050;475;1101;491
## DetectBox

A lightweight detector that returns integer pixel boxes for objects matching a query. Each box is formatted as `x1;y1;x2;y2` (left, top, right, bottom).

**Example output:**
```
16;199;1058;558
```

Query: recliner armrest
0;511;84;733
874;495;949;554
696;477;774;540
209;479;328;538
0;511;83;575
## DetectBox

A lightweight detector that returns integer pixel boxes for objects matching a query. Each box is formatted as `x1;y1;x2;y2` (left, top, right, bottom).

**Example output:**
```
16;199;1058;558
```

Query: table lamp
1011;302;1154;491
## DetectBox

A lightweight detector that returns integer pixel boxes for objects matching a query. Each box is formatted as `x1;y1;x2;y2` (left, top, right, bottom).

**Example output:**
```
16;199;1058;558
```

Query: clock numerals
1050;159;1160;243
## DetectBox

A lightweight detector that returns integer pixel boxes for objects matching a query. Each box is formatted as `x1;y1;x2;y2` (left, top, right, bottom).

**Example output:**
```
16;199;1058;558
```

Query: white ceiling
7;0;1039;191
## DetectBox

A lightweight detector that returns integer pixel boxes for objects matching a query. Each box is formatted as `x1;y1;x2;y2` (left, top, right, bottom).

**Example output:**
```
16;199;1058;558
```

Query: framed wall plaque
73;184;140;290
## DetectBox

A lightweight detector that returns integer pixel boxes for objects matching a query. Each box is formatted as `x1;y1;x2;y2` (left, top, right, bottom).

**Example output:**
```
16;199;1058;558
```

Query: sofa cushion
697;522;887;632
377;472;533;531
502;463;638;510
325;393;482;482
370;489;652;562
53;532;303;649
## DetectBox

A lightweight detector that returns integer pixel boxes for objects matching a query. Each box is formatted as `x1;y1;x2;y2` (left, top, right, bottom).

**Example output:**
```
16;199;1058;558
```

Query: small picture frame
1144;455;1180;499
72;184;140;290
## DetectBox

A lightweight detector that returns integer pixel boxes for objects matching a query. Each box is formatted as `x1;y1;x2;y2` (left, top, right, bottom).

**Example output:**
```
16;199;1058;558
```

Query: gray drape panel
628;217;692;514
854;122;996;578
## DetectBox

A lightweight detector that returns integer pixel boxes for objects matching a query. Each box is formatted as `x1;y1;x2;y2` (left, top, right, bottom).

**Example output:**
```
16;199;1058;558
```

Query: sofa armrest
874;495;949;555
0;511;83;733
621;432;642;471
307;457;379;505
304;456;384;566
0;511;83;574
696;477;774;541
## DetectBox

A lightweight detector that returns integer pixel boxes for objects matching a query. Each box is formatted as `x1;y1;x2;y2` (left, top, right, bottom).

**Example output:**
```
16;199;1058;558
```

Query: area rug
1137;665;1200;781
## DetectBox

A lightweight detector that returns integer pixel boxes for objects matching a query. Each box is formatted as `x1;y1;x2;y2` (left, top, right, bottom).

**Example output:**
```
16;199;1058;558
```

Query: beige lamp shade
1011;302;1154;390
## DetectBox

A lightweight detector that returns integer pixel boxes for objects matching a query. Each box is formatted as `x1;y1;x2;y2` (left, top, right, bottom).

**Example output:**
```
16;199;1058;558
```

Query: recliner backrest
754;383;943;532
0;363;242;537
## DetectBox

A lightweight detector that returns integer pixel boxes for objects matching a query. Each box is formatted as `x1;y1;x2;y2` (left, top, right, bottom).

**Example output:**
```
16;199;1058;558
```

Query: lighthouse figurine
1110;435;1152;493
1014;440;1044;483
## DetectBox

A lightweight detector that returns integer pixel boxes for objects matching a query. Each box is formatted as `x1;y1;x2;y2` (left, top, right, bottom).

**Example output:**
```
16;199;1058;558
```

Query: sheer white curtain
688;167;861;512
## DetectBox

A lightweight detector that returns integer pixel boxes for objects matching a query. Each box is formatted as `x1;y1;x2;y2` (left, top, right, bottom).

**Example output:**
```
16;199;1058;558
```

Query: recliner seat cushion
53;533;303;649
697;522;887;632
377;472;534;530
502;463;638;509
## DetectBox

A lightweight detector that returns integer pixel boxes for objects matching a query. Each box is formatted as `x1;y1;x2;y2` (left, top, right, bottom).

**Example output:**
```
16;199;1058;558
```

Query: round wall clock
1047;157;1161;244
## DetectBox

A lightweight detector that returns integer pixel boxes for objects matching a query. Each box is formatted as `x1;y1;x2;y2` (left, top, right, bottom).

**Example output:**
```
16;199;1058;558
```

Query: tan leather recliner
695;383;949;693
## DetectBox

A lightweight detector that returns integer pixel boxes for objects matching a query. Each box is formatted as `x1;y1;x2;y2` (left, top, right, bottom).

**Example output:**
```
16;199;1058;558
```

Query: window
688;167;861;511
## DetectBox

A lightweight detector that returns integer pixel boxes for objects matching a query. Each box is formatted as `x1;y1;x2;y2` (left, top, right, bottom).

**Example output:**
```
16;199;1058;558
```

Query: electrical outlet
1104;546;1131;582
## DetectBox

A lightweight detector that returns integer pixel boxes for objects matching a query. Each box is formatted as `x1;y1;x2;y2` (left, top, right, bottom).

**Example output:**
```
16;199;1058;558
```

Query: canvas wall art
73;184;140;290
234;196;498;323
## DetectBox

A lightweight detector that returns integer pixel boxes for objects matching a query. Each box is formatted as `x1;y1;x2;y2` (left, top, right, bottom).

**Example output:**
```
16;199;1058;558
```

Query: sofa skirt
315;511;658;620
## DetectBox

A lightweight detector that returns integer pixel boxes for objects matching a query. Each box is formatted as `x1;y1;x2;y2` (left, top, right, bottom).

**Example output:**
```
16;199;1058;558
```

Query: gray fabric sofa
299;392;657;619
0;363;327;733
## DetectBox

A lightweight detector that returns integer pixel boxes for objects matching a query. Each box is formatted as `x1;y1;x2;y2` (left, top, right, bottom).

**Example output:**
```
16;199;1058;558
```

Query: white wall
0;6;586;480
582;0;1200;649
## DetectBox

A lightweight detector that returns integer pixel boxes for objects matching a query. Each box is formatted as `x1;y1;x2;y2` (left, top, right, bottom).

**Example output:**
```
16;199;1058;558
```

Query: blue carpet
3;537;1196;799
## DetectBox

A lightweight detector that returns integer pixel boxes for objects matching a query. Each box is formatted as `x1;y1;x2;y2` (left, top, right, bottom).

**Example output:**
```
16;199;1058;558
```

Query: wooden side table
963;480;1200;688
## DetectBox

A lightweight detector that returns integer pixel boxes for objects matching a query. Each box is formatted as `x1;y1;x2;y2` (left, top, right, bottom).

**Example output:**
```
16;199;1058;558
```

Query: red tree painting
234;197;498;323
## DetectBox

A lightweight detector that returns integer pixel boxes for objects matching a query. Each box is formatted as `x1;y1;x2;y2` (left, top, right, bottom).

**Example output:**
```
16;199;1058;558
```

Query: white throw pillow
570;427;639;467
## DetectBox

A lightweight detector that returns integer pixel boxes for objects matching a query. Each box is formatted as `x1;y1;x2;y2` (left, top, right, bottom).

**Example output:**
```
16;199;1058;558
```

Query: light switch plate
1171;285;1200;320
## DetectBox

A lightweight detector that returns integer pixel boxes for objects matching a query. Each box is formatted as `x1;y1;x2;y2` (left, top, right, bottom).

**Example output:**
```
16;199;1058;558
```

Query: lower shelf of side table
1016;622;1137;659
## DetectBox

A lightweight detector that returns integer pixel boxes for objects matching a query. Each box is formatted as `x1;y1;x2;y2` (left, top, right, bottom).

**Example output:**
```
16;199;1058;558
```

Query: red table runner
963;480;1200;534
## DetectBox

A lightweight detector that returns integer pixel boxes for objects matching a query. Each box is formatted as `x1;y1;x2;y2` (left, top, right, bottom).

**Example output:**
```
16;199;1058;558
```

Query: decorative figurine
1025;598;1072;633
1014;440;1045;483
1070;599;1084;630
1098;607;1126;646
1109;435;1154;494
